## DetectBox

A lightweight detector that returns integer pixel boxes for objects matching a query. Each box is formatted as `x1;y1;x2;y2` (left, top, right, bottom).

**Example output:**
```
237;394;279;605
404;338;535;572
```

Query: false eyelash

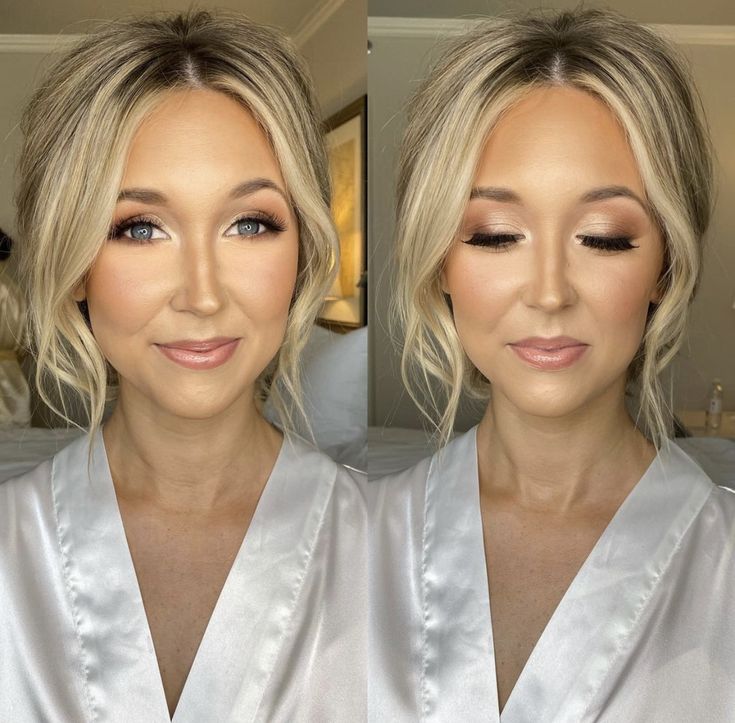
577;235;638;251
107;211;289;243
463;233;638;252
464;233;522;248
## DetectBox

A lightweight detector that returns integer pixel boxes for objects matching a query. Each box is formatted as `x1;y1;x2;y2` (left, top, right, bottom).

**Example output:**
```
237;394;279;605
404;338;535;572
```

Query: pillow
264;325;367;471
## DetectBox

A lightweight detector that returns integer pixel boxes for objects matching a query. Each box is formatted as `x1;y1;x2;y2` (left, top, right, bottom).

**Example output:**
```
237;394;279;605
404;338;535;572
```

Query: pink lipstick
508;336;589;371
155;337;240;370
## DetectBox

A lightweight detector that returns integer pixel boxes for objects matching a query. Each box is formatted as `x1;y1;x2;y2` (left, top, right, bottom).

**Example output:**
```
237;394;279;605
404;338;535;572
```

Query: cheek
85;237;300;343
444;248;517;334
583;260;657;342
86;249;163;336
229;239;299;325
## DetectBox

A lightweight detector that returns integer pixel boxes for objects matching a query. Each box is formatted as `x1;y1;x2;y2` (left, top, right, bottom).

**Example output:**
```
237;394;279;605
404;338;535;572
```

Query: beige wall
301;0;367;118
368;18;735;430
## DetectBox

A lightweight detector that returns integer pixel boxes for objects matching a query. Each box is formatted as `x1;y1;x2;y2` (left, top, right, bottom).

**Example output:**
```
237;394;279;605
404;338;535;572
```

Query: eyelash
107;212;287;244
464;233;638;252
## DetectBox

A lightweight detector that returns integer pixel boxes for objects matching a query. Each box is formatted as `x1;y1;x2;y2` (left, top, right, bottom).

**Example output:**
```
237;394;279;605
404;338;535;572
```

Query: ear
440;267;450;295
650;277;665;305
71;280;86;303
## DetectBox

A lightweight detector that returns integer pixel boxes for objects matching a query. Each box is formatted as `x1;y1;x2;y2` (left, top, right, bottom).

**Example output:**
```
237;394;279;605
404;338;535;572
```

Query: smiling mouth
155;338;241;370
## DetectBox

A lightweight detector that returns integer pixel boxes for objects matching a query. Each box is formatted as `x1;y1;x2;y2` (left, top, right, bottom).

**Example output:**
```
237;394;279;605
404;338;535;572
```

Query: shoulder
0;456;53;508
703;483;735;535
366;426;476;509
365;454;432;515
284;433;368;512
664;442;735;561
0;432;92;514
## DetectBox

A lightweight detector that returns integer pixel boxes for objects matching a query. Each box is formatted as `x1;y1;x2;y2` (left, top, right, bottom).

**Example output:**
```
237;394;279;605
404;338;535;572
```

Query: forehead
121;88;284;189
474;86;646;198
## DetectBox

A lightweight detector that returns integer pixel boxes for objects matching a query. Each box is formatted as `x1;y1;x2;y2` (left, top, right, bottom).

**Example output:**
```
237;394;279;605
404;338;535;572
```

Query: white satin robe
0;427;366;722
368;426;735;722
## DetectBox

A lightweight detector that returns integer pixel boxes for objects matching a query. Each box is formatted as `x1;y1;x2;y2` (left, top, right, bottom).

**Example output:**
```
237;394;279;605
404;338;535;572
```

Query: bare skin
103;409;281;716
442;86;664;711
75;87;299;717
477;388;656;710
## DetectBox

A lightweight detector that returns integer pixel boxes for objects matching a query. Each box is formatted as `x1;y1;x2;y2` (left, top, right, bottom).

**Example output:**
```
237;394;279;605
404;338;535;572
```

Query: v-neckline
117;430;288;721
419;426;714;722
51;426;338;722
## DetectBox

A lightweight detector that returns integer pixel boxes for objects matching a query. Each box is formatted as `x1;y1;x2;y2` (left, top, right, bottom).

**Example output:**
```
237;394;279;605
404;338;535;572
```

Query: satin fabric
0;267;30;428
368;426;735;722
0;426;366;722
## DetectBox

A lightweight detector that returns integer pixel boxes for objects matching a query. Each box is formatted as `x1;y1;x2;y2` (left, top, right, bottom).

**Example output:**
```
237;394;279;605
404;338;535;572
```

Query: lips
508;336;589;371
510;336;586;351
155;337;241;370
158;337;238;352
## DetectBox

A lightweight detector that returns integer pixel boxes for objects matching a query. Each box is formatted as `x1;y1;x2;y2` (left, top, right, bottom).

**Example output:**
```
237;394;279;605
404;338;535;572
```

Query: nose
521;237;577;312
170;237;226;316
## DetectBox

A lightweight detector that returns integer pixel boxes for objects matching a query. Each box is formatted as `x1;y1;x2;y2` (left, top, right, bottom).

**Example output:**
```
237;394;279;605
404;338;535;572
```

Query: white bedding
368;425;735;490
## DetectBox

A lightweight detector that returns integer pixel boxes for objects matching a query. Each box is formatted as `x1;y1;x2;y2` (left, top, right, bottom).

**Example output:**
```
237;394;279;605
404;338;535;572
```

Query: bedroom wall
368;5;735;431
0;0;367;427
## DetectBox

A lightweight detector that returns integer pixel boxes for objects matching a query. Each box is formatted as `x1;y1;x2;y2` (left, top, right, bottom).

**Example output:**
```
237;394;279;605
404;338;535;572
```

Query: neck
102;383;282;514
476;381;656;514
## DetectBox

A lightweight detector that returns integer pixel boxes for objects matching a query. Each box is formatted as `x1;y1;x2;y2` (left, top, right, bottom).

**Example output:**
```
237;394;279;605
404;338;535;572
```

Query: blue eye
108;216;164;244
227;213;288;238
127;222;154;241
236;219;264;236
108;212;289;244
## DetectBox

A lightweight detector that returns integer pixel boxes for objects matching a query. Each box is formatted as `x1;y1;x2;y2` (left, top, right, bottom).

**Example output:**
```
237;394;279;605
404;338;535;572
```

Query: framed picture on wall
318;96;367;331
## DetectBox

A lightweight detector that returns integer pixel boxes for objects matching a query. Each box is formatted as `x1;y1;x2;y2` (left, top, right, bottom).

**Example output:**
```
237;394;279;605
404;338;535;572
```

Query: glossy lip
508;336;589;371
157;336;239;352
155;337;241;370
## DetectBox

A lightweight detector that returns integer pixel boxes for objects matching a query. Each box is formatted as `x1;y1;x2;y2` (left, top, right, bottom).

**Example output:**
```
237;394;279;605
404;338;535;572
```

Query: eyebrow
469;184;650;212
116;177;289;205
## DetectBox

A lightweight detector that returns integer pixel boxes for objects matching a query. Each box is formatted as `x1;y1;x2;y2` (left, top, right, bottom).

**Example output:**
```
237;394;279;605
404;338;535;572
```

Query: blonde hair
16;9;337;444
394;8;713;448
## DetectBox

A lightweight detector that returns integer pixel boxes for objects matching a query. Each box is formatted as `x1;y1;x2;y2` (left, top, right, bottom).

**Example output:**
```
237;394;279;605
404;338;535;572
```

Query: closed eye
578;235;638;251
463;233;523;250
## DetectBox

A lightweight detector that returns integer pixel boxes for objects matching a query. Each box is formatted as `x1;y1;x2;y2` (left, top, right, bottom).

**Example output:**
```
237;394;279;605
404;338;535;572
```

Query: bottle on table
705;379;723;431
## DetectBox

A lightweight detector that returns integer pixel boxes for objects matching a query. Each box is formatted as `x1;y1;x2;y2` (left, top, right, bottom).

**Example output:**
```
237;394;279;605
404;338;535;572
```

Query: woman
0;229;31;428
1;11;365;722
370;9;735;721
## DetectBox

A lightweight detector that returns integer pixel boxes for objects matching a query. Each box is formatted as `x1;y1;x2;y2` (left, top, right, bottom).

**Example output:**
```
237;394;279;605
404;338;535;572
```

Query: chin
489;368;627;421
495;385;590;419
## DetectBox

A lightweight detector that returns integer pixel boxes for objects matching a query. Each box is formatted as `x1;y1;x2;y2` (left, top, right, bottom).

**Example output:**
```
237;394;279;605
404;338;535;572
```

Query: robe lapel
422;429;714;723
422;427;499;722
53;428;337;723
172;435;337;723
502;440;714;721
53;428;171;721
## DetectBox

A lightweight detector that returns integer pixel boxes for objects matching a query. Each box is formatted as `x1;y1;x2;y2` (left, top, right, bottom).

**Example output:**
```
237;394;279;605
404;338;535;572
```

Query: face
442;86;664;419
74;88;299;420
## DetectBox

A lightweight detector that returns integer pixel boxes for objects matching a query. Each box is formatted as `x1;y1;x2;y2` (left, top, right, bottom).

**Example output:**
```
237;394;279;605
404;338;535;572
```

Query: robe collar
52;426;337;722
421;426;715;722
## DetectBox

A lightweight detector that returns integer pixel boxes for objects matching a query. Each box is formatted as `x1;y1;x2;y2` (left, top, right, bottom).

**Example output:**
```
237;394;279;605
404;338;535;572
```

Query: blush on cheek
237;249;298;322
